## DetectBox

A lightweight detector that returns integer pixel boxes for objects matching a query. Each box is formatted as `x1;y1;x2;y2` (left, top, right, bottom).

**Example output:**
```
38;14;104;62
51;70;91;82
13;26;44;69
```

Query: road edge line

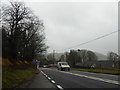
41;70;64;90
56;85;63;90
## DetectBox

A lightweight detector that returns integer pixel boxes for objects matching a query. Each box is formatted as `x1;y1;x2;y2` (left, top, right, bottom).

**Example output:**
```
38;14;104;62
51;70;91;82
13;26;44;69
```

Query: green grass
71;68;120;75
2;68;39;88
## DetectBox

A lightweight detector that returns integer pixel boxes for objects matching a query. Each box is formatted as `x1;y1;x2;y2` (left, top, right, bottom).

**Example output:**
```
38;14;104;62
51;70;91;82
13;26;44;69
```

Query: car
43;65;49;68
57;62;70;71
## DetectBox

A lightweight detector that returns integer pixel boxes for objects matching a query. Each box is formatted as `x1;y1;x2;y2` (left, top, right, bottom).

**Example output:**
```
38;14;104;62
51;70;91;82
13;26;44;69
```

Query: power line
56;30;119;52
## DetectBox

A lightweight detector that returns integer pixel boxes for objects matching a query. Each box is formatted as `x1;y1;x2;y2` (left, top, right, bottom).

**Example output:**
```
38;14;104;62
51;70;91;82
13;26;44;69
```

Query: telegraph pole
53;50;55;64
53;50;55;59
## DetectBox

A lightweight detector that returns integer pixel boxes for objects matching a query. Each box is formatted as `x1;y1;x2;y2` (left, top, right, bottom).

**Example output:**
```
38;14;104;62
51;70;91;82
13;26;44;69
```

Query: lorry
57;62;70;71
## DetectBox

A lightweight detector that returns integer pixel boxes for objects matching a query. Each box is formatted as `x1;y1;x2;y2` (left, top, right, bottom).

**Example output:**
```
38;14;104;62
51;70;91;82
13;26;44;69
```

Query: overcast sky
2;0;118;55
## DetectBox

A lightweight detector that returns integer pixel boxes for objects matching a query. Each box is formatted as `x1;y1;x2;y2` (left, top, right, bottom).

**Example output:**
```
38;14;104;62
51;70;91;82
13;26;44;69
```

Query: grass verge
71;68;120;75
2;68;39;88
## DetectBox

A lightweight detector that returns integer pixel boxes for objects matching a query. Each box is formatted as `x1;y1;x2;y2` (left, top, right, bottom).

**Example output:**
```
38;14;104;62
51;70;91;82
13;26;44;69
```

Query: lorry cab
57;62;70;71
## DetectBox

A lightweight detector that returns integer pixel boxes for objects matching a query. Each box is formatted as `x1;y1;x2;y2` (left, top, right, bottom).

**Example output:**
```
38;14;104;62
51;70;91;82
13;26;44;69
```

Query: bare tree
2;1;47;61
78;49;97;63
67;50;78;67
107;52;119;69
107;52;118;61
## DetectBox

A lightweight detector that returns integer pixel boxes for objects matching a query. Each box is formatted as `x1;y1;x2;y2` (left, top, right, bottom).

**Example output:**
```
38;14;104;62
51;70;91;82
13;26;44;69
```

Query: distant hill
47;53;63;61
94;52;108;61
48;51;108;61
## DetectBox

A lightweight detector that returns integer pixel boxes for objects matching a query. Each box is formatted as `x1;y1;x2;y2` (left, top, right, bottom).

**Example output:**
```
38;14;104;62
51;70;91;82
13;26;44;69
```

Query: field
72;68;120;75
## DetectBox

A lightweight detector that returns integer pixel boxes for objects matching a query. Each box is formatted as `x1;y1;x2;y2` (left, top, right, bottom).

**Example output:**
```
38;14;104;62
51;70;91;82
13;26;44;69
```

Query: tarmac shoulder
16;69;56;89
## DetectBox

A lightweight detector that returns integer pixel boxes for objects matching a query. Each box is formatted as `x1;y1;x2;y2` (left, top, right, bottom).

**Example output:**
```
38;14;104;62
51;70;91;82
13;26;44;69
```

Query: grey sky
2;0;118;55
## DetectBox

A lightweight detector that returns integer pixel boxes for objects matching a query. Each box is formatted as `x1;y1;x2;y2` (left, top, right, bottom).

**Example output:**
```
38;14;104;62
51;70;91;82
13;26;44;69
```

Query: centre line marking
59;71;120;85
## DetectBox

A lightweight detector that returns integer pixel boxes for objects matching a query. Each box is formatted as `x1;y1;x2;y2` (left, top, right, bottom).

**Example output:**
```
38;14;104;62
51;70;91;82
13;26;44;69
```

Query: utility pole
53;50;55;64
78;49;83;63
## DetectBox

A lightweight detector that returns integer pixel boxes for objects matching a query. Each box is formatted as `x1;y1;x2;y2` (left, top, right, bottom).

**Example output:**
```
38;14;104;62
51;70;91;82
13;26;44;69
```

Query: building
75;60;115;69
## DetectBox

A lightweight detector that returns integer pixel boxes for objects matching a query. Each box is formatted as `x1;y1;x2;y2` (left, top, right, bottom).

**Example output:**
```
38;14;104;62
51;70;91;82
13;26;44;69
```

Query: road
41;67;119;89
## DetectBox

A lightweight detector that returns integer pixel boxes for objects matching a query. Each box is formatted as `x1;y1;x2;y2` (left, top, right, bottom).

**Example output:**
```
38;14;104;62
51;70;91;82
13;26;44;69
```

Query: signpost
32;59;40;69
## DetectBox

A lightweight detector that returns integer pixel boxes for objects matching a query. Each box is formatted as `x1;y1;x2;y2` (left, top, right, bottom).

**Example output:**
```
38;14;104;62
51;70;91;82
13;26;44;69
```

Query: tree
78;49;97;63
78;49;88;63
47;53;55;64
107;52;118;61
2;27;9;58
87;51;97;62
66;49;97;67
107;52;119;69
59;54;65;61
2;1;47;61
67;50;78;67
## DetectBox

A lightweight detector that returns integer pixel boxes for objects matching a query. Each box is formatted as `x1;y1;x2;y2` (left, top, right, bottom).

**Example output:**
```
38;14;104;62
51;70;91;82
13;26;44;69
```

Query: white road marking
43;73;47;77
41;69;119;86
48;77;51;80
57;85;63;90
41;71;43;74
51;80;55;84
59;71;120;85
41;70;64;89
